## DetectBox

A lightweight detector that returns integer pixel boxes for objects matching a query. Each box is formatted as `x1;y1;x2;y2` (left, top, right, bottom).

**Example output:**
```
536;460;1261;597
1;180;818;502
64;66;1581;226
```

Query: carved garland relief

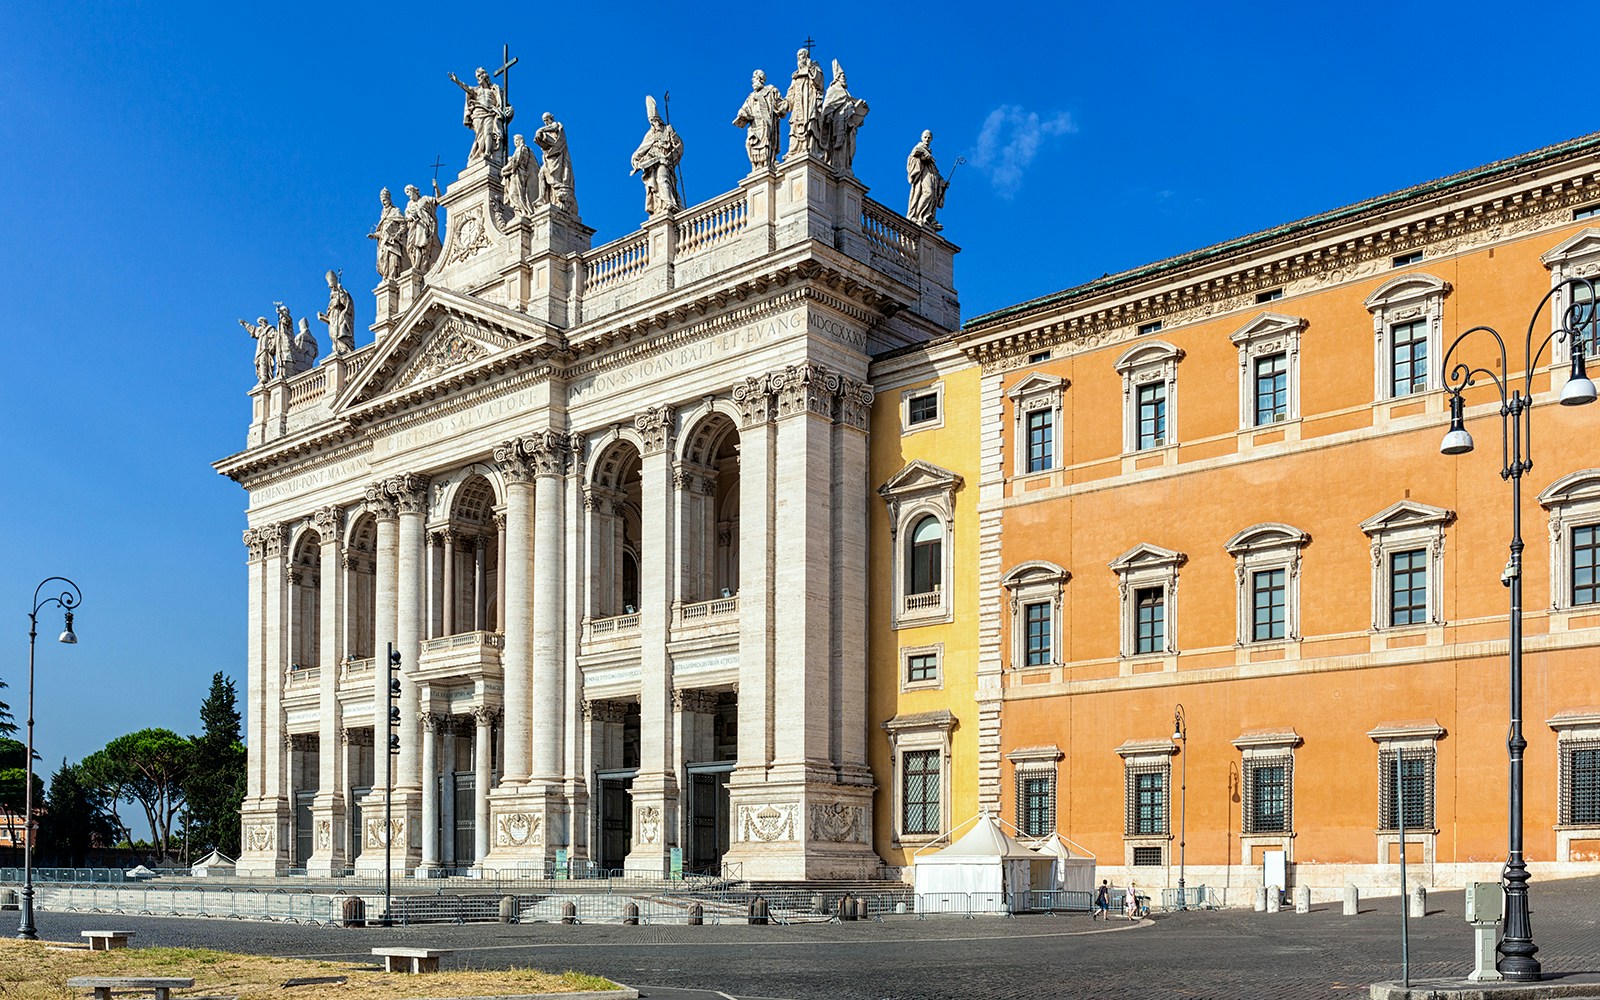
495;812;542;847
738;803;798;843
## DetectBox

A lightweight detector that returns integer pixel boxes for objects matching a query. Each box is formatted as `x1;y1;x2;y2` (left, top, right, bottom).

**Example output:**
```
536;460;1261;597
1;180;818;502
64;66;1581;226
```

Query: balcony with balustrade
417;630;505;682
670;595;740;644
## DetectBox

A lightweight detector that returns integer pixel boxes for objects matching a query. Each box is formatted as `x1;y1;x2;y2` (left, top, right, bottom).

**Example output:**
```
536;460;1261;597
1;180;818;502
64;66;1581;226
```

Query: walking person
1094;880;1110;920
1125;882;1139;921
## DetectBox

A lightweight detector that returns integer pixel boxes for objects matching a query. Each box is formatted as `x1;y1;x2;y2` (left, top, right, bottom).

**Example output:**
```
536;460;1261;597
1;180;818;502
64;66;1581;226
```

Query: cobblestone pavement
27;877;1600;999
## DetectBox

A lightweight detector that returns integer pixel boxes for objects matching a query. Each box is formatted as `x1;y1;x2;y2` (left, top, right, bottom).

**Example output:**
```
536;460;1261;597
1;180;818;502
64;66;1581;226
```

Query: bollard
812;892;825;914
1294;885;1311;914
1254;886;1267;912
1343;884;1359;916
339;895;366;928
894;901;907;915
0;888;16;911
855;896;870;921
563;900;579;925
1410;885;1426;917
689;902;703;926
1265;885;1282;913
498;895;518;924
623;902;638;926
748;895;769;925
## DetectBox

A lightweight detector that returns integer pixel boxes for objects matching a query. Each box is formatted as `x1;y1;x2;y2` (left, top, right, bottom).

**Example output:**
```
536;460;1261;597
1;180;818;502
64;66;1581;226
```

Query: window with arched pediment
1542;229;1600;364
1539;469;1600;613
1114;341;1183;453
1002;561;1070;668
1225;523;1310;646
879;460;961;628
1364;273;1450;400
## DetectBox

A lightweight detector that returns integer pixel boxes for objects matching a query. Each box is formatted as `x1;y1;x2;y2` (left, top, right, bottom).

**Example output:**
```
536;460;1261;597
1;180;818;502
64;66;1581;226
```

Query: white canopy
190;850;236;877
1026;832;1097;893
912;813;1054;913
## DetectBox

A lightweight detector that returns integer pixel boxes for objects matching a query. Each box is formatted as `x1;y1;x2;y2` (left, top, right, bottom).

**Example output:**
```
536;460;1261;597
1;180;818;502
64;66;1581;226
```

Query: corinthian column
494;442;536;784
309;506;347;875
388;473;431;792
527;432;568;785
418;709;440;874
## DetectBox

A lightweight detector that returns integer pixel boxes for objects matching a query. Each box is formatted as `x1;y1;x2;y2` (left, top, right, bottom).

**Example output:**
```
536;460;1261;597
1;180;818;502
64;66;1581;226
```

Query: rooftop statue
283;315;320;376
404;181;443;275
631;95;683;216
368;187;408;281
449;67;513;166
239;315;277;384
733;69;786;172
317;270;355;355
784;47;824;158
906;129;949;231
501;133;540;219
534;113;578;215
820;60;869;174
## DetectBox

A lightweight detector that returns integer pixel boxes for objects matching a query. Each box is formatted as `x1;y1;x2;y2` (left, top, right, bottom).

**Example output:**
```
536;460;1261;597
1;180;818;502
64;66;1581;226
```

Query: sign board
554;848;568;880
1263;849;1287;898
669;847;683;881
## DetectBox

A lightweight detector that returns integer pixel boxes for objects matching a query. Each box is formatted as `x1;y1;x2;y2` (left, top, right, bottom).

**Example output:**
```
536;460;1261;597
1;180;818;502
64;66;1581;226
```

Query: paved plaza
22;877;1600;999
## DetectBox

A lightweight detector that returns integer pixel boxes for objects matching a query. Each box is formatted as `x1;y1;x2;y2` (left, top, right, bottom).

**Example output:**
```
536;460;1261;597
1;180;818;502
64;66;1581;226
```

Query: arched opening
680;413;740;603
346;514;377;659
438;474;501;636
289;533;321;669
908;514;942;595
590;441;643;618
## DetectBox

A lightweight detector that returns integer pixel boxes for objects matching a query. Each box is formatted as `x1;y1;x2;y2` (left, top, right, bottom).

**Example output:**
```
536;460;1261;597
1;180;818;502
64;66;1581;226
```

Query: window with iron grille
1254;352;1288;425
1560;740;1600;825
1026;409;1054;472
1125;762;1169;836
1573;525;1600;606
1252;569;1286;642
1389;549;1428;626
1242;756;1293;833
1016;772;1056;837
1378;747;1435;829
902;749;940;835
1132;846;1164;866
1135;587;1165;654
1024;601;1052;665
1390;320;1429;396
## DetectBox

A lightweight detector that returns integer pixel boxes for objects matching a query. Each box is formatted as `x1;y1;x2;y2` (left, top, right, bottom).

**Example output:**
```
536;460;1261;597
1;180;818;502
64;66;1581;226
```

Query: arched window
908;516;942;595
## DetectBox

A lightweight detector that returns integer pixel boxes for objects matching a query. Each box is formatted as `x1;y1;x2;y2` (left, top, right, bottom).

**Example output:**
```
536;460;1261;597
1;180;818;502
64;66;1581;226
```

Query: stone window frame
877;460;963;629
901;641;943;693
1229;312;1307;429
1368;720;1443;866
1364;273;1451;402
1232;729;1301;863
882;709;956;848
1547;707;1600;861
1359;501;1453;632
1114;341;1184;455
1538;470;1600;614
1541;228;1600;365
1110;543;1185;659
1225;523;1310;647
1007;745;1063;839
1116;738;1176;866
1002;561;1070;670
1006;372;1068;477
901;380;945;434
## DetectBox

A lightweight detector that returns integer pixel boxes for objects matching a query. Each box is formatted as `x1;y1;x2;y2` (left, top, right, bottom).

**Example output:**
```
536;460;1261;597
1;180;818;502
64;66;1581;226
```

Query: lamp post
1438;277;1599;982
1172;703;1188;909
19;577;81;940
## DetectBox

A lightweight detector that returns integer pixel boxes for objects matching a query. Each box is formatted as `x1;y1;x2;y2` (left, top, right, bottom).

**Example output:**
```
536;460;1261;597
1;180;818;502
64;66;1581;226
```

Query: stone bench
67;976;194;1000
80;931;135;951
371;946;451;973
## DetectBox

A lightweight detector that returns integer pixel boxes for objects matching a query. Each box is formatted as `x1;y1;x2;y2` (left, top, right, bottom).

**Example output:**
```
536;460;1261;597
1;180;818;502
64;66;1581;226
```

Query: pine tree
40;761;116;866
186;673;246;858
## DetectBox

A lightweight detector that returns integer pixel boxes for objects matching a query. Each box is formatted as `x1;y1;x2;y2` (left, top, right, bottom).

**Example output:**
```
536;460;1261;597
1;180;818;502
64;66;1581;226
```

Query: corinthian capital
835;375;875;431
634;404;676;455
494;439;535;484
520;430;570;476
732;374;776;426
242;527;268;562
365;481;400;521
312;506;345;544
257;522;290;559
774;361;843;419
385;472;431;514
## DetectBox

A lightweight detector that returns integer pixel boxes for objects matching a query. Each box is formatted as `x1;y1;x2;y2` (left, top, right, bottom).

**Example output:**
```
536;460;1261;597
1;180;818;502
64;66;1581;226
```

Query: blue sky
0;0;1578;776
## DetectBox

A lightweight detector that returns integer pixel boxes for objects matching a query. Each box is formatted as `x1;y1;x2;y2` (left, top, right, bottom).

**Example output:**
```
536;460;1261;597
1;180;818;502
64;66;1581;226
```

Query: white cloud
968;105;1077;198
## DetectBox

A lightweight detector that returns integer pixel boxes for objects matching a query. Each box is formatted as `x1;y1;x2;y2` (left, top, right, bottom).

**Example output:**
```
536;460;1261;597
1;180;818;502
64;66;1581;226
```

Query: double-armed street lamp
1438;277;1599;981
19;577;81;940
1172;703;1187;909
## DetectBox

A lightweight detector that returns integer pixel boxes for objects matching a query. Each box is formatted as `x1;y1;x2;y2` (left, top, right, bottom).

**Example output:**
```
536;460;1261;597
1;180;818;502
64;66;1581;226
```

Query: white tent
912;813;1053;914
190;850;236;877
1027;833;1096;894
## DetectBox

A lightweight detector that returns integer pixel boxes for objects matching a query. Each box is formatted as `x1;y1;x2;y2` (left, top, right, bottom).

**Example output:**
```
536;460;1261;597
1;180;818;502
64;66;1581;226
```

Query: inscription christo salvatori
381;387;541;454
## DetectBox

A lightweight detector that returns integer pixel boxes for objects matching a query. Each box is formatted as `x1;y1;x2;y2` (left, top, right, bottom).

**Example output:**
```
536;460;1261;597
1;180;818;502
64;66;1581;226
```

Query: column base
304;796;348;877
351;788;423;875
477;783;569;873
237;799;293;877
722;767;880;881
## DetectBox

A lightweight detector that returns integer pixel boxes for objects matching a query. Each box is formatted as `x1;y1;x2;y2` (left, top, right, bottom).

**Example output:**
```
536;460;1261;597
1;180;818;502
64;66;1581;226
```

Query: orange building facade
869;132;1600;896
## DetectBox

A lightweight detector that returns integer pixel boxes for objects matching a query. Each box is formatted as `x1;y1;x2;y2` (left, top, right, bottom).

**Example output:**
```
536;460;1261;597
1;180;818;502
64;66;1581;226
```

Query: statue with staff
317;270;355;354
449;64;514;166
631;94;683;215
907;129;960;232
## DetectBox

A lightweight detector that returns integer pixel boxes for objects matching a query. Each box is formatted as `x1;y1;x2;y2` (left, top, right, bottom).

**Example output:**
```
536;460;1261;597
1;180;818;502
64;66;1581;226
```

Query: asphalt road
27;877;1600;999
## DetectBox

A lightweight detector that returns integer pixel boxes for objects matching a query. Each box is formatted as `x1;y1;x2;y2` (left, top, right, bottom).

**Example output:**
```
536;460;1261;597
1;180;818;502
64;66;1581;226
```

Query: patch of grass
561;970;618;991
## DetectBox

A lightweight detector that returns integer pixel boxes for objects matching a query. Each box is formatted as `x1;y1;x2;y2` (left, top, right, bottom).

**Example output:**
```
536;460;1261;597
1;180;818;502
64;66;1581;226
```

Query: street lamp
19;577;81;940
1438;277;1598;982
1172;703;1187;910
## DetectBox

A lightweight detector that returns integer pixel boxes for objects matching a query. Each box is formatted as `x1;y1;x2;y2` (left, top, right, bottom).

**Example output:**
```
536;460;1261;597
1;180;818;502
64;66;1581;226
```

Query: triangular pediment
336;287;556;412
1229;312;1307;346
877;459;964;500
1108;542;1185;572
1005;371;1068;400
1359;499;1454;535
1541;228;1600;266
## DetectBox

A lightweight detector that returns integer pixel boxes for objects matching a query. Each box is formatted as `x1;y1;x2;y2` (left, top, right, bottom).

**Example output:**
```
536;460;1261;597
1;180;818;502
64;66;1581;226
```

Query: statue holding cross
449;57;514;166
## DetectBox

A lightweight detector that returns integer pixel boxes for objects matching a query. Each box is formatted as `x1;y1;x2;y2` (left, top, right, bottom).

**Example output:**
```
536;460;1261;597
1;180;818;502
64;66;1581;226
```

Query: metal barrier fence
1158;885;1214;910
38;885;341;924
0;868;127;884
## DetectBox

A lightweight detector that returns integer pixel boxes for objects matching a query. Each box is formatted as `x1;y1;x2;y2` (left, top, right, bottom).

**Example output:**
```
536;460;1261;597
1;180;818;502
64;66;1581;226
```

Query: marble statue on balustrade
239;315;276;383
450;67;513;166
317;270;355;355
534;113;577;214
273;304;319;378
733;69;786;172
631;96;683;216
369;187;408;281
404;181;443;275
906;130;949;232
785;48;824;158
500;134;540;219
820;61;869;174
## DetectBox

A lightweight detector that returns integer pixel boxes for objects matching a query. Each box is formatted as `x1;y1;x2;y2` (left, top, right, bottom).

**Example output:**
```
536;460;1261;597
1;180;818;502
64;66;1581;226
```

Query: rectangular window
1136;383;1167;450
1028;350;1052;363
1389;549;1428;626
1256;288;1284;303
1025;409;1054;473
1134;771;1167;835
1135;587;1165;654
1024;601;1052;666
1575;205;1600;221
1253;352;1288;425
1132;846;1164;866
1390;320;1429;396
907;391;939;426
1564;742;1600;825
906;652;938;684
1247;762;1288;833
1574;525;1600;606
1378;748;1434;829
1017;772;1056;837
1138;321;1163;335
1574;282;1600;358
1392;250;1424;267
1252;568;1286;642
902;749;940;835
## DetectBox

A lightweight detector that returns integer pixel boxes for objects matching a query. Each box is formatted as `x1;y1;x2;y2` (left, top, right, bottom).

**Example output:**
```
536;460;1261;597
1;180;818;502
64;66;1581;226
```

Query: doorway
685;762;733;873
595;769;635;871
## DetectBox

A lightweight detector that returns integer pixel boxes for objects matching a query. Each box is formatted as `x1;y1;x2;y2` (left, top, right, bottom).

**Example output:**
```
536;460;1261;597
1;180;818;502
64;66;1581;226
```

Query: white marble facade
217;113;959;880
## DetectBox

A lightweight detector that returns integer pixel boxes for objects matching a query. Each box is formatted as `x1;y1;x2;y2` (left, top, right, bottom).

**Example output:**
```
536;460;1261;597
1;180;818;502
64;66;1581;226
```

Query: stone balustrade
585;232;650;292
904;589;942;612
675;191;749;260
678;595;739;622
